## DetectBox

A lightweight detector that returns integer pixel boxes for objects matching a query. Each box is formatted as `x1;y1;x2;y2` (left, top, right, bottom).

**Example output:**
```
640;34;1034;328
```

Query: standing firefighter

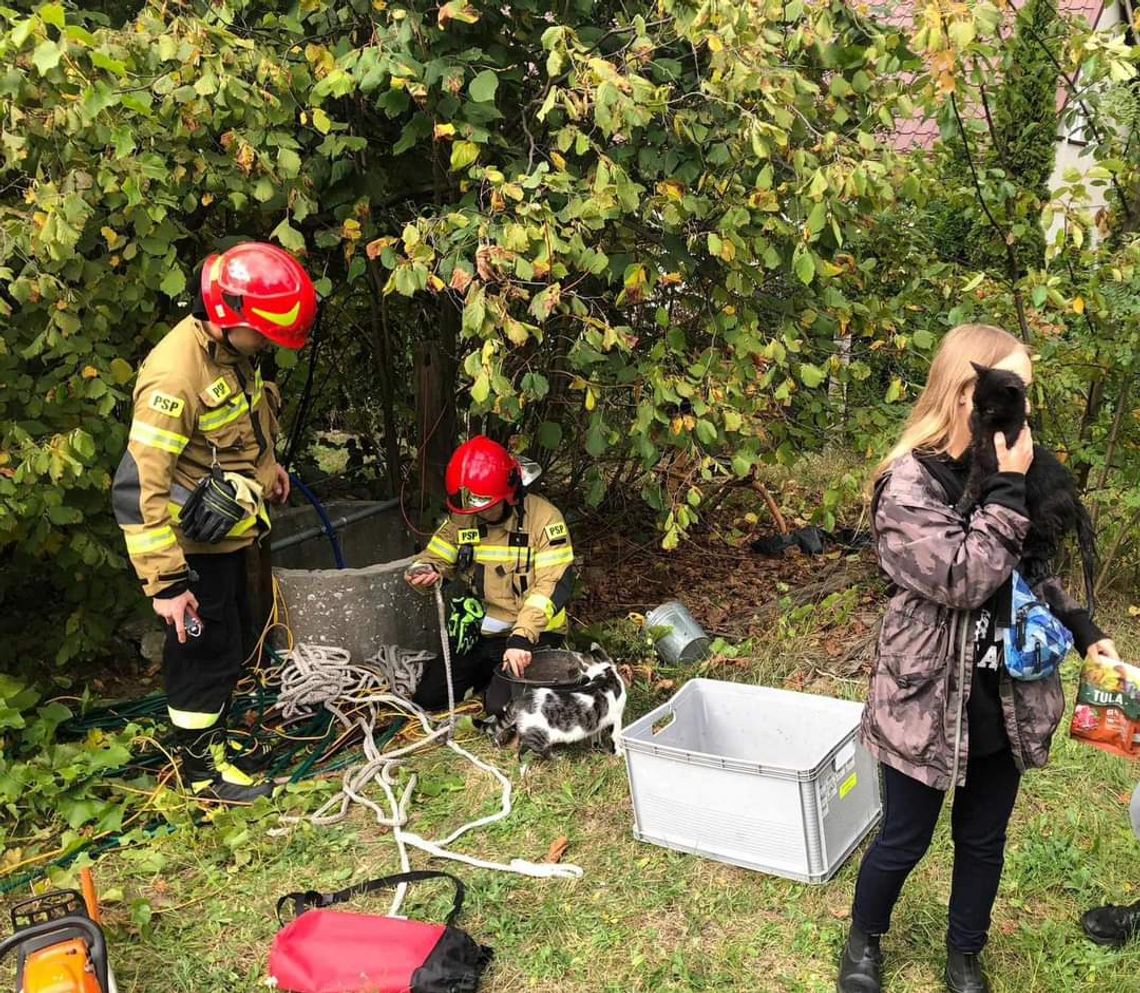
112;242;318;803
405;437;575;715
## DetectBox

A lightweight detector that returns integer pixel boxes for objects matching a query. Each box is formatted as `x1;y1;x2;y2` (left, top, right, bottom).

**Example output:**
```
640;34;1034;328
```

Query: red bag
269;870;492;993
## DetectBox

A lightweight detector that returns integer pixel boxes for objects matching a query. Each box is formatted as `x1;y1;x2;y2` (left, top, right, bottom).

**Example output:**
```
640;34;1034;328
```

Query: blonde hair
871;323;1026;486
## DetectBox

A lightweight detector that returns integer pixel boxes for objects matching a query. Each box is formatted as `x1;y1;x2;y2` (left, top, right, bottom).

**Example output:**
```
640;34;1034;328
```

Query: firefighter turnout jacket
112;316;280;596
414;494;575;646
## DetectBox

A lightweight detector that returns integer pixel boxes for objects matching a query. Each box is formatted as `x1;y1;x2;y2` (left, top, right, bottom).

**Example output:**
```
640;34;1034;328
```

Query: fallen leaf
545;836;569;863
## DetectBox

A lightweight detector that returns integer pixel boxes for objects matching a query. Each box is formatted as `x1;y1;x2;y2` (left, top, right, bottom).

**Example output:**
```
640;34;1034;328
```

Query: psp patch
148;391;185;419
456;528;482;545
544;522;568;542
205;376;232;403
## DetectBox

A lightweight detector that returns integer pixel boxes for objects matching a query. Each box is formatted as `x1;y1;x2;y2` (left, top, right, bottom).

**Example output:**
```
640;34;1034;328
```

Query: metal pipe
270;497;401;555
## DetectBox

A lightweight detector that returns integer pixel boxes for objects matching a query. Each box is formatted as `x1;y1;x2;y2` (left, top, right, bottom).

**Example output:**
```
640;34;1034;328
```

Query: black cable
282;307;325;471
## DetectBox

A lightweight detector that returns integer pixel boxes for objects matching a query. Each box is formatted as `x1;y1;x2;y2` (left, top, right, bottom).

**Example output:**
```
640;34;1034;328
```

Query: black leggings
852;749;1021;953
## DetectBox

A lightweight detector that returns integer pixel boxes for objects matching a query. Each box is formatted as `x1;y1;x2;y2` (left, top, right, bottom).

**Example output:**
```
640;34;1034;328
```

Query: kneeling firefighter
112;242;318;803
405;436;575;715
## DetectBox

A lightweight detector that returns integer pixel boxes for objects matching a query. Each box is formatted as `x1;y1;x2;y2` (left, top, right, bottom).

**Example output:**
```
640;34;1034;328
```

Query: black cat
956;363;1098;611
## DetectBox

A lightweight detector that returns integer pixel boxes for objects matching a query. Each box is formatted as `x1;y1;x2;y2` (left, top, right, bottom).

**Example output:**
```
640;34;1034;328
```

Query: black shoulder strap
276;870;465;927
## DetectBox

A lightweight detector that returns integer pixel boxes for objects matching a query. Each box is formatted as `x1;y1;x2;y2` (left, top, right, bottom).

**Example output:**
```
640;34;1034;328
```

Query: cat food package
1070;657;1140;758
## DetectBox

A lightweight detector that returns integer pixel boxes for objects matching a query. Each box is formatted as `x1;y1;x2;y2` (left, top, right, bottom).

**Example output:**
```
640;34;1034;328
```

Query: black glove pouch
179;466;246;543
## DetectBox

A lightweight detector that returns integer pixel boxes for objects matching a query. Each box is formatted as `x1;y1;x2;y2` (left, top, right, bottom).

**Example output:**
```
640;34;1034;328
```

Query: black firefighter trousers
163;549;259;733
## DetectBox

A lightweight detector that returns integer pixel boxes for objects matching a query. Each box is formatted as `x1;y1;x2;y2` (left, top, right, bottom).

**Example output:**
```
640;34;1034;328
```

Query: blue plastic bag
1002;571;1074;681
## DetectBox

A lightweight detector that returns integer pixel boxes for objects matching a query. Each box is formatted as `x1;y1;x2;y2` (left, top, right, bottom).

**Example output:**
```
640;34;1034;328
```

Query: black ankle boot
175;727;274;805
1082;901;1140;947
837;926;883;993
945;947;989;993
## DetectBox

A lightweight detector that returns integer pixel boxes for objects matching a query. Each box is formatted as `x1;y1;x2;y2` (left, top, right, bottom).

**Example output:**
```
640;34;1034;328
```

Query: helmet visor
447;488;501;515
464;491;496;511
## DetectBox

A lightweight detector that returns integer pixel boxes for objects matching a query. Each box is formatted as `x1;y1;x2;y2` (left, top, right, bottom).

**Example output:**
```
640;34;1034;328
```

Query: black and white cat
495;644;627;760
956;363;1098;610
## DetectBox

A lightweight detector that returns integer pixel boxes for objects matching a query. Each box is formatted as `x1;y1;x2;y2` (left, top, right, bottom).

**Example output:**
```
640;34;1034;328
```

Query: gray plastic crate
620;678;881;883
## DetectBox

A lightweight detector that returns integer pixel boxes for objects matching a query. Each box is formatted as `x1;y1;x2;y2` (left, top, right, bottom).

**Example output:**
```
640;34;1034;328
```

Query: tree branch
950;93;1034;344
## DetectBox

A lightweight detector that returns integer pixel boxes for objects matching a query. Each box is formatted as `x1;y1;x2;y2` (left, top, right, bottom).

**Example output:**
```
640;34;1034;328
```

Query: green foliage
368;0;923;510
3;0;1140;673
0;673;140;860
0;0;930;667
990;0;1061;270
906;1;1140;588
927;0;1060;274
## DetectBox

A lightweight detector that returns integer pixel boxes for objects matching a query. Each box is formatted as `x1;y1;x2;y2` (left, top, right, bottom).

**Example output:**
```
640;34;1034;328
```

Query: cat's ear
969;361;990;376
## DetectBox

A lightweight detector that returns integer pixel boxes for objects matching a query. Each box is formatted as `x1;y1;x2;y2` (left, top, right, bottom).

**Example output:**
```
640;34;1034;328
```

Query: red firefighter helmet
445;436;521;515
199;242;318;349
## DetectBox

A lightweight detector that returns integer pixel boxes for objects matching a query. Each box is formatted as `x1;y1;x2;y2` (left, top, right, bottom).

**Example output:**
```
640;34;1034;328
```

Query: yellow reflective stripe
130;420;189;455
169;501;259;538
198;396;249;432
549;608;567;631
473;545;519;563
251;300;301;328
427;535;459;563
168;706;222;730
218;761;255;787
525;593;555;620
208;743;256;786
229;515;258;537
124;526;177;555
534;546;575;569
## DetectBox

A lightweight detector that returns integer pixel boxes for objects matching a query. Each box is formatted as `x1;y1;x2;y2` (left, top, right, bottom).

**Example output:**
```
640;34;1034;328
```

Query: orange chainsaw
0;870;113;993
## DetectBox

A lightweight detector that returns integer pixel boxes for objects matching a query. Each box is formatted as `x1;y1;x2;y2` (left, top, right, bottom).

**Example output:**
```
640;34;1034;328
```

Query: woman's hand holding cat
1086;638;1120;664
996;426;1034;475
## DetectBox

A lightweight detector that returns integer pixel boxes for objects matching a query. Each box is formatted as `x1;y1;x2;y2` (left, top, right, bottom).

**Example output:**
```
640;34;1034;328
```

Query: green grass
8;607;1140;992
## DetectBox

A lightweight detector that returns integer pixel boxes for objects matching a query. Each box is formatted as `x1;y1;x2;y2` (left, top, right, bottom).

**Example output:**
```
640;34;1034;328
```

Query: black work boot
176;728;274;804
218;698;275;776
225;734;274;776
837;925;883;993
945;947;989;993
1082;901;1140;947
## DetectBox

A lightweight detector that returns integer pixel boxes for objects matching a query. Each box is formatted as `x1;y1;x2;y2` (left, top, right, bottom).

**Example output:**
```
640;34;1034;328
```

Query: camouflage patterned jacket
861;453;1071;790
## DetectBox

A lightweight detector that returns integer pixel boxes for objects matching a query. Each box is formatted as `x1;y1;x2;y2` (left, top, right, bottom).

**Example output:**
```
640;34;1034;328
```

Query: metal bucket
645;601;710;665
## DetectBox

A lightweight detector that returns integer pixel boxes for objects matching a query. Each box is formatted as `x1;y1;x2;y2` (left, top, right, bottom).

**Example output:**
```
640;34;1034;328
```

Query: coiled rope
271;586;581;914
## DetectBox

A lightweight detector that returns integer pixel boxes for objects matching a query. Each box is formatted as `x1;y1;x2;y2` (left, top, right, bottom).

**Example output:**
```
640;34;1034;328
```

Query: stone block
273;555;440;661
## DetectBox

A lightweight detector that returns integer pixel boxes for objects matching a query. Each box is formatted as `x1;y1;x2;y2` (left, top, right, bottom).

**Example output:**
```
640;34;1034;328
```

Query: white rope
434;584;457;741
270;631;582;914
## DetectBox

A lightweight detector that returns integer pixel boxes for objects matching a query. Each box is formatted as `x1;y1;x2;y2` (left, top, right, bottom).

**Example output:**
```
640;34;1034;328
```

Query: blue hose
288;473;347;569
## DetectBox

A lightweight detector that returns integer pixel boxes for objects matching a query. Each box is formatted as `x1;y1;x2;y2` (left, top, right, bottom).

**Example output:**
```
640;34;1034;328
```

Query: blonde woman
837;325;1118;993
